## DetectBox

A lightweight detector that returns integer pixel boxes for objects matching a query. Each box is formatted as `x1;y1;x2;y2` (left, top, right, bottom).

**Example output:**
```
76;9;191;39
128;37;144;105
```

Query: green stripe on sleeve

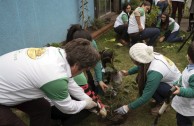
73;73;87;86
40;78;69;100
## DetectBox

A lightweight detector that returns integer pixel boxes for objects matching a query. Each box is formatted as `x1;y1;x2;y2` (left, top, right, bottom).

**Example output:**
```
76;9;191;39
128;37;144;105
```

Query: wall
0;0;94;55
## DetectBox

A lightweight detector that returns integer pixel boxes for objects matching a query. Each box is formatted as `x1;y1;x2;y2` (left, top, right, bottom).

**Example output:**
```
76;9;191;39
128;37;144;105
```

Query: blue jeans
130;28;160;46
176;113;194;126
152;82;172;103
166;31;183;43
157;1;168;15
156;1;168;24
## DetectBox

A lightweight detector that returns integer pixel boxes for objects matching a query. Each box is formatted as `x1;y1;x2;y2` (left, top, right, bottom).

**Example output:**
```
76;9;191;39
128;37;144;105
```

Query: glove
84;98;97;109
114;105;129;115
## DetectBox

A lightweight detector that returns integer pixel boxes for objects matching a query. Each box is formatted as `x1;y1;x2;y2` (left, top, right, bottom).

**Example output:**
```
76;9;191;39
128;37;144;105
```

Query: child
171;42;194;126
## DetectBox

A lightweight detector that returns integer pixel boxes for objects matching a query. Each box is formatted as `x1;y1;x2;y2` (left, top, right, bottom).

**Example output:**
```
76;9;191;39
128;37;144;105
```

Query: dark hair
62;24;82;45
140;1;151;7
63;38;100;70
73;30;92;41
122;2;131;13
62;24;93;45
187;42;194;63
160;12;170;30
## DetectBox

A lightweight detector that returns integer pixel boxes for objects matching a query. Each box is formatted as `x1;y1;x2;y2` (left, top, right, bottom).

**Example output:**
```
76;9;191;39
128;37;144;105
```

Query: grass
77;28;193;126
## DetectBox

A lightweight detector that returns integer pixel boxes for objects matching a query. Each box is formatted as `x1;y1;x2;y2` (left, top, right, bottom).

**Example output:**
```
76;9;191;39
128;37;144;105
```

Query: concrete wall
0;0;94;55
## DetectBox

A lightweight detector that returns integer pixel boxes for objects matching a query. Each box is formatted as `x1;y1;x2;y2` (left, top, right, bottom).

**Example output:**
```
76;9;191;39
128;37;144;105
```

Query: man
128;1;160;46
0;38;99;126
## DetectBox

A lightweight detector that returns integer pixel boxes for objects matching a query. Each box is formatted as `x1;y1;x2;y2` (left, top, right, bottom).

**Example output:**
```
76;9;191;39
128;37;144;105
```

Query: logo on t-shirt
27;48;46;59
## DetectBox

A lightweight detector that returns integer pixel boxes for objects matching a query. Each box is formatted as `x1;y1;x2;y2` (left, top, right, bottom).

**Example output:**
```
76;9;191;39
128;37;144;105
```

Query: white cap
129;43;154;63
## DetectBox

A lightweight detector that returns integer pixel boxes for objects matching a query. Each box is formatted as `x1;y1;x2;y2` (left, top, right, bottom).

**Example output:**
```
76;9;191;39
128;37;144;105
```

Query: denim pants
130;28;160;46
157;0;168;15
152;82;172;103
166;30;183;43
176;113;194;126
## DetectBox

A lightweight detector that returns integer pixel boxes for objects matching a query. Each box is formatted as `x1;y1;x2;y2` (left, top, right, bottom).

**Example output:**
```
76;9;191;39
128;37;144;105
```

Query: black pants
114;25;129;42
51;106;91;126
0;98;51;126
171;1;184;25
176;113;194;126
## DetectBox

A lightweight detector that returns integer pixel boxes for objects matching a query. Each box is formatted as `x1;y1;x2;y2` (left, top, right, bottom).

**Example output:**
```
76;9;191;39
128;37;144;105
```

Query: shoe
149;99;157;107
120;39;128;46
151;104;162;116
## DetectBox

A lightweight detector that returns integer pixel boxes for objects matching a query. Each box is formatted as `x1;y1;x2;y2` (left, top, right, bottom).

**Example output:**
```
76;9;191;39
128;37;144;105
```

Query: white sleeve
68;78;90;100
51;95;87;114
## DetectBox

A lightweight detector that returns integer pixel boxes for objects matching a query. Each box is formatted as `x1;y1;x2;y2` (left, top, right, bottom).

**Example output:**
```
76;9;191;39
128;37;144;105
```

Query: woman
171;0;185;25
114;43;181;115
157;12;184;43
62;24;108;92
114;2;131;45
172;42;194;126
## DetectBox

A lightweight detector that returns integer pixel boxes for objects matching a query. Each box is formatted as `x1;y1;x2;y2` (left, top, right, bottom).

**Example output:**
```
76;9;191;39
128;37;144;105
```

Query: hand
121;70;128;76
84;98;97;109
99;81;108;92
138;25;143;32
173;86;180;95
114;105;129;115
159;36;165;42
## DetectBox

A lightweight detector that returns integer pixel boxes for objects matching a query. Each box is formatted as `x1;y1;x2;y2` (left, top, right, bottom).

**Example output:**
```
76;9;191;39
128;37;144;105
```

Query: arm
41;78;95;114
134;8;144;32
92;40;108;91
179;74;194;97
68;78;90;100
114;71;163;115
120;66;138;76
128;71;163;110
121;14;129;25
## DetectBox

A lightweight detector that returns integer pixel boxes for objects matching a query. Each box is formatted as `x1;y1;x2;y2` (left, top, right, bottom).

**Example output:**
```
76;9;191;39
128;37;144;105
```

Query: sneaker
120;39;128;46
151;104;162;116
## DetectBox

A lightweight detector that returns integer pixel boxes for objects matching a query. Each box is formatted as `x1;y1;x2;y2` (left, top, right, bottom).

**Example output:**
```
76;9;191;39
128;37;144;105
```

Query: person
114;2;131;45
51;27;108;125
187;0;194;32
127;1;160;46
157;12;184;43
62;24;108;93
171;0;185;25
171;42;194;126
0;38;99;126
114;43;181;115
153;0;169;15
51;72;107;126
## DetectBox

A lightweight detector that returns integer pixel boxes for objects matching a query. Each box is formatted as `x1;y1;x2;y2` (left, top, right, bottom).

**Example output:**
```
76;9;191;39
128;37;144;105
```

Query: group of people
114;0;194;46
0;1;194;126
112;1;194;126
0;23;111;126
